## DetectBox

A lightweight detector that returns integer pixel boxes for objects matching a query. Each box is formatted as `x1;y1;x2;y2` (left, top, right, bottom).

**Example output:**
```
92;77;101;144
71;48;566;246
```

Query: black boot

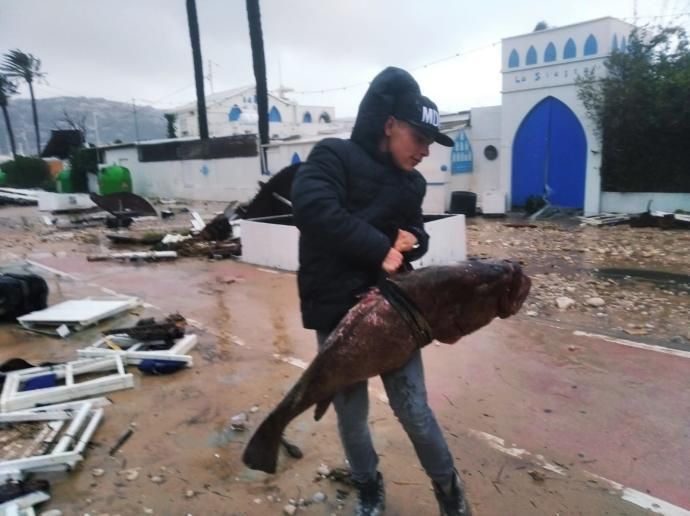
432;469;472;516
354;471;385;516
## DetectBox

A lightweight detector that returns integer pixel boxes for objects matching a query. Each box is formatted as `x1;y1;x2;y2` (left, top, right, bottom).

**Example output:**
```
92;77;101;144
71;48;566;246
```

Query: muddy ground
466;217;690;346
0;203;688;516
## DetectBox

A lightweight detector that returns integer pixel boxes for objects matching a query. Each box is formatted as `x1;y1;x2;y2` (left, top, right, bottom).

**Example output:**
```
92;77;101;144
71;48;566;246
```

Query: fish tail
242;414;284;473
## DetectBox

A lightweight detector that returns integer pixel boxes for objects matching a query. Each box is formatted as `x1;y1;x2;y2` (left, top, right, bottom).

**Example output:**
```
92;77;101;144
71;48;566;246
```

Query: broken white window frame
16;297;140;337
77;333;197;366
0;400;103;482
0;489;51;516
0;356;134;413
0;398;112;424
190;211;206;231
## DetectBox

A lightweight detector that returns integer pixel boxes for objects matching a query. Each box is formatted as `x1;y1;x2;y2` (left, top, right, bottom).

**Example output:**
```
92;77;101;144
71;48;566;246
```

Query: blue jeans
317;331;455;485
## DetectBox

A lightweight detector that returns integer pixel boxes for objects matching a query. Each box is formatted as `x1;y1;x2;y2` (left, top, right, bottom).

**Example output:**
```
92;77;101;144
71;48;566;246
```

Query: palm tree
246;0;269;174
0;75;18;158
1;50;44;156
185;0;209;140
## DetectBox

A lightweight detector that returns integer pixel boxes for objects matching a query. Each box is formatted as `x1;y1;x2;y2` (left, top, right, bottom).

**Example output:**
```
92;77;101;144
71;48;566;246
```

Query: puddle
593;267;690;292
209;426;243;447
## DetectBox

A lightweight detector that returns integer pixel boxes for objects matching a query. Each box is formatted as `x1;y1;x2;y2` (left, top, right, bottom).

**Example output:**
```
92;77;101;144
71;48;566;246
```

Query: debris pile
0;309;198;514
468;219;690;343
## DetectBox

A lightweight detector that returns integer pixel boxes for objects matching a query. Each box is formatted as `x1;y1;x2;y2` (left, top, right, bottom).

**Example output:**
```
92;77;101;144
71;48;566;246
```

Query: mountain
0;96;168;156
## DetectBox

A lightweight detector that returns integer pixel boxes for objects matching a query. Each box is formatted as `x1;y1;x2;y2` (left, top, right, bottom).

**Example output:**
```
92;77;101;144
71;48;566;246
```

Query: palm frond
1;49;43;83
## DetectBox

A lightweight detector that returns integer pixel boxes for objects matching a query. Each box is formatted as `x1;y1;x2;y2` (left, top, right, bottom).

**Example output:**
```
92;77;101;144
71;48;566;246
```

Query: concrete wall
241;218;301;271
416;139;452;214
102;146;263;202
600;192;690;213
265;137;348;173
412;215;467;267
240;214;467;272
443;106;503;211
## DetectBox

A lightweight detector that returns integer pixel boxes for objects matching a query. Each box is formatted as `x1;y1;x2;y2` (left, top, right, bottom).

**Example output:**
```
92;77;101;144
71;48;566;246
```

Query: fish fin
313;397;332;421
242;416;282;474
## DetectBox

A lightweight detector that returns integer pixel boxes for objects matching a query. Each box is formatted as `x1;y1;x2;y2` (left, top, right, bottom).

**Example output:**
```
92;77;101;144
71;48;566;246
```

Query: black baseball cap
392;92;454;147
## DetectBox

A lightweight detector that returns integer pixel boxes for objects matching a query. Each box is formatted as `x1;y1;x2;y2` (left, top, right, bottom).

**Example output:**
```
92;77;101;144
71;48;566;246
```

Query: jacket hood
350;67;422;160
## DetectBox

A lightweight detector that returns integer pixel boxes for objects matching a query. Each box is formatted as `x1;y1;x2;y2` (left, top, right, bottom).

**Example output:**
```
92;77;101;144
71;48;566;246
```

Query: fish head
419;260;531;343
496;260;531;318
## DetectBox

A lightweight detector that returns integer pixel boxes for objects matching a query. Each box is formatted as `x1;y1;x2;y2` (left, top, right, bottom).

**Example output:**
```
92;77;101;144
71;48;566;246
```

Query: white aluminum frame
0;490;51;516
16;297;140;336
0;400;104;482
0;357;134;413
77;334;197;365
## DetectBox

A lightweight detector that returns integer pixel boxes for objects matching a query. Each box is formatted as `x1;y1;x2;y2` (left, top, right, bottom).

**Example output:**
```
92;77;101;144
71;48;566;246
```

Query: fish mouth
498;263;532;318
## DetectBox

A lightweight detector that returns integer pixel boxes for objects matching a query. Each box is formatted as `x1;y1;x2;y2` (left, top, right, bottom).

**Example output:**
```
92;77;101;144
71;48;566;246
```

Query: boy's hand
382;248;403;273
394;229;418;252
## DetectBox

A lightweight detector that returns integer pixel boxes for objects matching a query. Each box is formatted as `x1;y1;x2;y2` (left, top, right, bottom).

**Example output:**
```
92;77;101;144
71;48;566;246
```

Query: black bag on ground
0;273;49;321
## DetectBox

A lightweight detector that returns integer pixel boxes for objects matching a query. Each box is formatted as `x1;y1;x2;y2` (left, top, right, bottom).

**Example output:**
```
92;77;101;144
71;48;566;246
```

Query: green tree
246;0;269;174
68;147;97;193
0;75;18;158
1;50;45;156
578;25;690;192
164;113;177;138
0;156;50;188
185;0;209;140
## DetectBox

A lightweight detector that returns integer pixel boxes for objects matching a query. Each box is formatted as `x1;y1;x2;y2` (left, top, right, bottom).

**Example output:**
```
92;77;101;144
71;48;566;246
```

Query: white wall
601;192;690;213
416;139;452;214
443;106;503;210
241;218;301;271
240;215;467;272
265;140;322;173
102;146;263;202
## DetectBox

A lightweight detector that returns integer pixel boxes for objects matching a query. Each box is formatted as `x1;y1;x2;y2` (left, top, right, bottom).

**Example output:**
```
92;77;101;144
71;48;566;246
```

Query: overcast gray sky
1;0;688;117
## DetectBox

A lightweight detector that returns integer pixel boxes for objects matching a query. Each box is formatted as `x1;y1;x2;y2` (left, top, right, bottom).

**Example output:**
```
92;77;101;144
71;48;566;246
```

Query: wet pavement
0;205;689;515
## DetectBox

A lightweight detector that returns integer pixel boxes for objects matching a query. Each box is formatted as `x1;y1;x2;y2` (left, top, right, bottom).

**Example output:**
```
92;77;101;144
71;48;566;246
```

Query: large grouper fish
243;260;531;473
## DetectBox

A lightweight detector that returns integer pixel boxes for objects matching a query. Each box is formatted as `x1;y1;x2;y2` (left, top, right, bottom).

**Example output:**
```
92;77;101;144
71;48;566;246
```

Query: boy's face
383;117;433;172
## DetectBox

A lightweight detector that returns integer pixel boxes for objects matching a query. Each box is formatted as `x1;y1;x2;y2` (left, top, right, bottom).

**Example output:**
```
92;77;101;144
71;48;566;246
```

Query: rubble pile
468;221;690;343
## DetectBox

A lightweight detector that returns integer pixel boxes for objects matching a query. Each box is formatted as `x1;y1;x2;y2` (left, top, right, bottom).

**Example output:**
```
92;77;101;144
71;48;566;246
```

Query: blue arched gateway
511;96;587;208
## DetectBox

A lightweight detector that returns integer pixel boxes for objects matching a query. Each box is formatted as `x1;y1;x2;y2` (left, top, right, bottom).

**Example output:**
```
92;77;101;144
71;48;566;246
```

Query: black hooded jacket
291;67;430;332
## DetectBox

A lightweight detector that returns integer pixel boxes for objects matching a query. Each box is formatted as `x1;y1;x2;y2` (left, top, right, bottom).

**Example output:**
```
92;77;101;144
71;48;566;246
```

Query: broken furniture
105;233;167;245
0;400;105;482
78;334;197;366
89;192;157;218
17;297;140;337
0;357;133;413
102;313;187;344
578;212;632;226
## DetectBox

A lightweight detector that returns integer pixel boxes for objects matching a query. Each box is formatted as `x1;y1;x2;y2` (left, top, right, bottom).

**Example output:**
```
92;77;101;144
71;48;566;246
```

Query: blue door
511;97;587;208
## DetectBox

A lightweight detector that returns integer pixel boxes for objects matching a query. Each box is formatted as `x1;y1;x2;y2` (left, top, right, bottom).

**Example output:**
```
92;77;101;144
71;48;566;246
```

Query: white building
499;17;636;215
170;85;338;140
412;17;638;216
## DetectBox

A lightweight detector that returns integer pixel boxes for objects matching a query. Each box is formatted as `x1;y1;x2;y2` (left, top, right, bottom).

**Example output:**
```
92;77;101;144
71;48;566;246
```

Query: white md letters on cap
421;106;439;127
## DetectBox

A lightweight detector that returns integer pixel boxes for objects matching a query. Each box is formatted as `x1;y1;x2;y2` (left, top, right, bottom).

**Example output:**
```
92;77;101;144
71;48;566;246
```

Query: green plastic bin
98;165;132;195
56;169;73;193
